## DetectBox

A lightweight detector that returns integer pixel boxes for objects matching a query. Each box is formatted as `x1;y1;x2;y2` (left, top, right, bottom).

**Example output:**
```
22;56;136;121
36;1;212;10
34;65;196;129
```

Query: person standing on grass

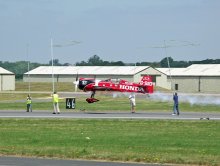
172;92;180;115
26;94;32;112
129;93;136;113
52;91;60;114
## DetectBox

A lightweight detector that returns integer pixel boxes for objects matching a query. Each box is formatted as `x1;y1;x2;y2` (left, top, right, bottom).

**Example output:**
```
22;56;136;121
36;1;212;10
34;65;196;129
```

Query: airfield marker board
66;98;75;109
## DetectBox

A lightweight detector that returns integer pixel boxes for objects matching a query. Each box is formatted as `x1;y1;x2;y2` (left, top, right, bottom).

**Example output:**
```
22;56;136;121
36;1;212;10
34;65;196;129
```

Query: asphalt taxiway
0;110;220;120
0;156;160;166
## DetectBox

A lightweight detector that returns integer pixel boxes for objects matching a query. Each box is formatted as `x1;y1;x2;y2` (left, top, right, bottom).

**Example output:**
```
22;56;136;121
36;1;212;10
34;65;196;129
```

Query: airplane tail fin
139;75;154;93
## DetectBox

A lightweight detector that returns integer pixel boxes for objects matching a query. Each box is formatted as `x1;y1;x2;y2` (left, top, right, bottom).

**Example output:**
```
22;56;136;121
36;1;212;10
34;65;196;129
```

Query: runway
0;110;220;120
0;156;158;166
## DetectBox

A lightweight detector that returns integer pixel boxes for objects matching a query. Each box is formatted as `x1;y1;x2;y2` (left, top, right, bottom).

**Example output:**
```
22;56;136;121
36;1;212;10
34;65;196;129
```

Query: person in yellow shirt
52;91;60;114
26;94;32;112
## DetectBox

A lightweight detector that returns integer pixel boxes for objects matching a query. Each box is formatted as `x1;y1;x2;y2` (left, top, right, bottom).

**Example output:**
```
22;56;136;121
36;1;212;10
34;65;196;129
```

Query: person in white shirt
129;93;136;113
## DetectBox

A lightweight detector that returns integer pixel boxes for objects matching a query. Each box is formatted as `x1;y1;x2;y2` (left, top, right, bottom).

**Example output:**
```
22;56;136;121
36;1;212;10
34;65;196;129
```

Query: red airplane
74;75;153;103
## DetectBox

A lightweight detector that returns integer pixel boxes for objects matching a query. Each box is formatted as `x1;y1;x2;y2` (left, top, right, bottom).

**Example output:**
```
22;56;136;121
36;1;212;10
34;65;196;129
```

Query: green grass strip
0;119;219;165
0;95;219;112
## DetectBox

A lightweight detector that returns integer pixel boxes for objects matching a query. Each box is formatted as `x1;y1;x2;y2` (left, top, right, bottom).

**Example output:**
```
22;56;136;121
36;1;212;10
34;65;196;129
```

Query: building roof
157;64;220;76
25;66;150;75
0;67;14;75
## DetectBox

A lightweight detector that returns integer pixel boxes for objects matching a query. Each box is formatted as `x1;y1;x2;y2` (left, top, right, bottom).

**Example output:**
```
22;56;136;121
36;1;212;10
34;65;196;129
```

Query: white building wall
171;77;199;92
156;75;220;93
170;76;220;93
0;75;15;91
156;74;171;90
134;67;162;83
200;77;220;93
133;68;151;82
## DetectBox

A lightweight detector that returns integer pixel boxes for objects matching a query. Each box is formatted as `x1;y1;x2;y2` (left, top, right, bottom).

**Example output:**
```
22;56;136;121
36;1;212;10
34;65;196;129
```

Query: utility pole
26;44;31;94
146;40;199;91
50;39;81;93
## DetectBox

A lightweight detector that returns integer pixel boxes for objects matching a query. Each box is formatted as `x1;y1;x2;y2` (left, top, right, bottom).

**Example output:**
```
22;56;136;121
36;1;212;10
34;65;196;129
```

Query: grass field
15;82;75;92
0;119;219;165
0;93;220;113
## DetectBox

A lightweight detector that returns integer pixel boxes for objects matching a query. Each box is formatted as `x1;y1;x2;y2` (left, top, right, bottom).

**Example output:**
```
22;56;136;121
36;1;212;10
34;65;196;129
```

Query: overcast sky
0;0;220;64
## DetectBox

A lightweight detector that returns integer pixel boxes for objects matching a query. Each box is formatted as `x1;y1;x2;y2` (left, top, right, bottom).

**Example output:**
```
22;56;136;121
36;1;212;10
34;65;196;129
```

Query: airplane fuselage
78;77;153;94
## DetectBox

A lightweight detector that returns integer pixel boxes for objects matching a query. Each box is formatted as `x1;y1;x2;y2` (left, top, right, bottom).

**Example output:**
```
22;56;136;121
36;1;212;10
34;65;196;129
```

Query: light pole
26;44;31;94
50;38;55;93
146;40;199;91
50;39;81;93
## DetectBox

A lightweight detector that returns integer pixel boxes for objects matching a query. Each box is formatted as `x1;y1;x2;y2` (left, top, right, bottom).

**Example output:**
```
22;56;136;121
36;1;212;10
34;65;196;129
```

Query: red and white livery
75;76;153;103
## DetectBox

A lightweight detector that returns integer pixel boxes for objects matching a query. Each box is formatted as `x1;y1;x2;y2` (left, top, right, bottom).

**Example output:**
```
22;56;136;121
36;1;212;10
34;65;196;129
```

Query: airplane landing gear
86;98;99;103
86;91;99;103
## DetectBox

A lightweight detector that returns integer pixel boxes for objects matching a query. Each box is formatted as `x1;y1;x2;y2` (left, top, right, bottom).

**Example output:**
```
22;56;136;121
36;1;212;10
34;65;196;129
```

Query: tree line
1;55;220;79
75;55;220;67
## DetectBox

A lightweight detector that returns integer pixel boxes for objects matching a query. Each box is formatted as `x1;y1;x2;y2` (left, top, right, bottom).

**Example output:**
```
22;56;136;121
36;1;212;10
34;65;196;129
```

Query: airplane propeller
73;72;79;92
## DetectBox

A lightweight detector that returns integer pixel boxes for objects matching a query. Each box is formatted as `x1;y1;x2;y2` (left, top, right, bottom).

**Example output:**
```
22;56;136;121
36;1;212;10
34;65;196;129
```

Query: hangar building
23;66;161;83
0;67;15;91
157;64;220;93
24;64;220;93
